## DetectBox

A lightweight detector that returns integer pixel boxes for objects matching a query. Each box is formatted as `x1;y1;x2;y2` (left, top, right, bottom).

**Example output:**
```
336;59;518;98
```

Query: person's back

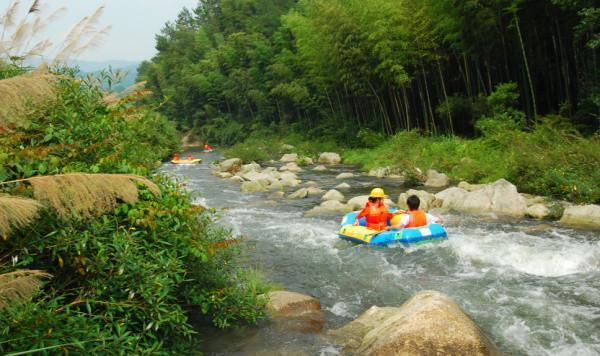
387;195;442;230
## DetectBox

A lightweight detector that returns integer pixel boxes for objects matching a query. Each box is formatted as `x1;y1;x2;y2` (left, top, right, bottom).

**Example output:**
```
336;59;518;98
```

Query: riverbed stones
560;204;600;229
305;200;351;217
336;172;354;179
329;291;500;356
280;162;302;172
241;180;269;193
335;182;351;190
398;189;441;211
288;188;309;199
312;165;327;172
318;152;341;165
219;158;243;173
424;169;450;187
307;187;325;195
280;153;298;162
368;167;391;178
216;172;232;179
322;189;345;202
436;179;527;217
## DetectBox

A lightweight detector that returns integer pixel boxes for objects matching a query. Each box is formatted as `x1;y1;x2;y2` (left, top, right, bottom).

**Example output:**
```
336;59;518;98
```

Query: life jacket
406;210;427;228
359;202;392;231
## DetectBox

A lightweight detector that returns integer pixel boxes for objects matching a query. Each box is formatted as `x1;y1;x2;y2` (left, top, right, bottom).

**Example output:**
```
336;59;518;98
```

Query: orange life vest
357;202;393;231
405;210;427;228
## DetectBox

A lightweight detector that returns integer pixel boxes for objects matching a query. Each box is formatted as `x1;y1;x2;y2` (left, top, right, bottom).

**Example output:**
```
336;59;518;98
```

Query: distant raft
171;158;202;165
338;210;448;246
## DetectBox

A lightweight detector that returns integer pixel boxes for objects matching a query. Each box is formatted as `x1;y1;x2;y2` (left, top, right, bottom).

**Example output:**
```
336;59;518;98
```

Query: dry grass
0;196;41;238
0;269;51;308
27;173;160;218
0;70;58;128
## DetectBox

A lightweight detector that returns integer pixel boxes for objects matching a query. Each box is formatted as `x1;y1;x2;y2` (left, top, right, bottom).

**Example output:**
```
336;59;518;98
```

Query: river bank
166;151;600;355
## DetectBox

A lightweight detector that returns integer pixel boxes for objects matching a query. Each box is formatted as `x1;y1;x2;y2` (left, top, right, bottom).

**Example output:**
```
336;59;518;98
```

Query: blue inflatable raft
338;210;448;246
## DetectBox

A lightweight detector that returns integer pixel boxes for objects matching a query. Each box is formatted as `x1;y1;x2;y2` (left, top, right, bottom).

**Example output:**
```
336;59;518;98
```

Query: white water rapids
163;151;600;355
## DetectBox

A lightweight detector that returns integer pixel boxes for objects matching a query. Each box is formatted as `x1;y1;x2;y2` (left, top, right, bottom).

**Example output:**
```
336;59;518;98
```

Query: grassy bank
0;67;268;354
223;118;599;204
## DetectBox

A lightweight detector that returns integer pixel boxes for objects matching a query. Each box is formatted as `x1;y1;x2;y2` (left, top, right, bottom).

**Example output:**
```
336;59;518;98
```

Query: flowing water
162;151;600;356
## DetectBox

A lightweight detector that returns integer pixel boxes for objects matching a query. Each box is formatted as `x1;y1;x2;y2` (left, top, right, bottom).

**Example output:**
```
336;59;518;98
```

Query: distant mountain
73;60;141;92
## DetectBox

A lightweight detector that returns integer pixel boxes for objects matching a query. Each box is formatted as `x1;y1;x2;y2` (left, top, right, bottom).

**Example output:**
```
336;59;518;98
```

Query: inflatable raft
338;210;447;246
171;158;202;165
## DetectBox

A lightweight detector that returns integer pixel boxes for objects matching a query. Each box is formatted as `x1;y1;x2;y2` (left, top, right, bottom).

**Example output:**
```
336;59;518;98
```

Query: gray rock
241;180;269;193
329;291;500;356
229;176;245;183
280;153;298;162
219;158;242;173
525;204;551;220
335;183;351;189
560;204;600;229
306;187;325;195
240;162;261;174
424;169;450;187
312;165;328;172
336;172;354;179
458;181;485;192
398;189;441;211
322;189;345;202
280;162;302;172
288;188;309;199
318;152;341;165
437;179;527;217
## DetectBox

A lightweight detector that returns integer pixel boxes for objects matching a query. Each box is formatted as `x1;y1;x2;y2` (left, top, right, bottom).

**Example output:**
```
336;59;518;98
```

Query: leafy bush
0;70;269;354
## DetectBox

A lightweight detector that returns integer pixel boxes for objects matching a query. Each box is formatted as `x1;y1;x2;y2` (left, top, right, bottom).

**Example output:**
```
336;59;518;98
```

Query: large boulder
336;172;354;179
329;291;500;356
280;153;298;162
318;152;341;165
347;195;397;211
239;171;273;182
436;179;527;217
265;291;324;333
219;158;243;173
240;180;269;193
322;189;345;202
560;204;600;229
312;165;328;172
397;189;441;211
424;169;450;188
458;181;485;192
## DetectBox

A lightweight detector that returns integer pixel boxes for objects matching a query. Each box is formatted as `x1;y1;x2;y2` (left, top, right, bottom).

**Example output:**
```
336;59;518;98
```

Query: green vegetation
0;67;268;354
141;0;598;141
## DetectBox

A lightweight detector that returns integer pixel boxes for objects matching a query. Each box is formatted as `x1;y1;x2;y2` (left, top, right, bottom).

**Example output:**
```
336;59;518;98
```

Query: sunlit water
162;151;600;355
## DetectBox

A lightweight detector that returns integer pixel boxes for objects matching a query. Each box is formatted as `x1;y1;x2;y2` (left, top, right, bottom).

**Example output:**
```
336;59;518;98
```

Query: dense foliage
140;0;599;144
0;69;268;354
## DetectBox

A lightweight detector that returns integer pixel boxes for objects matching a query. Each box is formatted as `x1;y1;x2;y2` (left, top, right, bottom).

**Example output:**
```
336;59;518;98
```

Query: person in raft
385;195;443;230
204;143;213;151
187;154;194;160
172;153;180;161
354;188;397;231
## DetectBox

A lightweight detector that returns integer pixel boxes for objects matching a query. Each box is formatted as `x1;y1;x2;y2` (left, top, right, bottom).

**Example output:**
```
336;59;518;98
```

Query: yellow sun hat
369;188;386;198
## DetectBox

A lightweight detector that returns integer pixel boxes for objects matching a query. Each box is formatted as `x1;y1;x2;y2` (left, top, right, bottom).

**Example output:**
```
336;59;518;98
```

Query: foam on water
450;229;600;277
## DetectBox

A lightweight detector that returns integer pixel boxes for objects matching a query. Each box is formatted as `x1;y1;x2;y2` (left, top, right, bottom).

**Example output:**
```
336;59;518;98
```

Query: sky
2;0;199;62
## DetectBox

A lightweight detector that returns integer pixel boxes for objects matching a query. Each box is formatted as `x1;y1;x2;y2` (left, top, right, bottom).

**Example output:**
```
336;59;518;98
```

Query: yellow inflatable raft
171;158;202;164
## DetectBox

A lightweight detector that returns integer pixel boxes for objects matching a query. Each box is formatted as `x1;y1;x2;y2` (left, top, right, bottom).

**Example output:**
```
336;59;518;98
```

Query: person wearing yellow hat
354;188;396;231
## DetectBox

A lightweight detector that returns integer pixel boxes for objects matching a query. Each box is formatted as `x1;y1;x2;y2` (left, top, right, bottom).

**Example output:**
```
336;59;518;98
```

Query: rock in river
318;152;341;165
219;158;242;173
424;169;450;187
397;189;441;211
322;189;345;202
328;291;500;356
312;165;328;172
560;204;600;229
335;182;351;190
265;291;325;333
336;172;354;179
280;153;298;162
241;180;269;193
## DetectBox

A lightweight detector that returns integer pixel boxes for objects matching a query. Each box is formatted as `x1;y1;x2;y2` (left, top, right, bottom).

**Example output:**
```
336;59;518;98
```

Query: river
162;151;600;356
